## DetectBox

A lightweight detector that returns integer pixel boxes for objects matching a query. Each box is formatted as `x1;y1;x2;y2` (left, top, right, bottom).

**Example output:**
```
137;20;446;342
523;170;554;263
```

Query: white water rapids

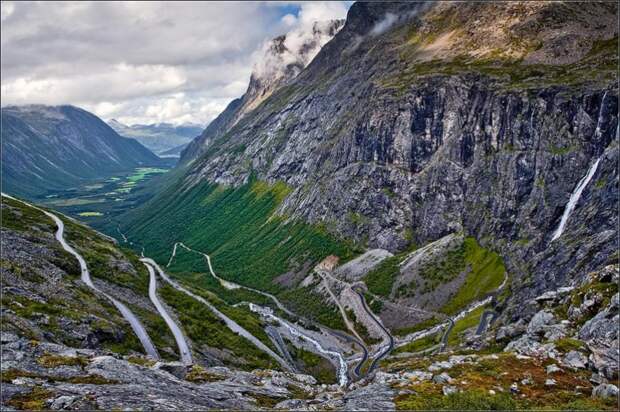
167;242;349;385
249;304;348;386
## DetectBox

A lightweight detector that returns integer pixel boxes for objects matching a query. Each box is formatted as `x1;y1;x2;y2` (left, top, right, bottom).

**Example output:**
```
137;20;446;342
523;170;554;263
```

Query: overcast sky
1;1;351;126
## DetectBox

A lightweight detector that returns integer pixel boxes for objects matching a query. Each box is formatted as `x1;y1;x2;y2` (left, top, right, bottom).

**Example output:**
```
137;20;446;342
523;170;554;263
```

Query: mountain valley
1;1;618;410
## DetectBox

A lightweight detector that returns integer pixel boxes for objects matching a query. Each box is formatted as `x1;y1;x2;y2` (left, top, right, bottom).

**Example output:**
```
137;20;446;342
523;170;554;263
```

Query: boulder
428;361;453;371
527;310;555;335
504;336;558;359
403;371;432;381
543;324;567;342
274;399;308;410
496;322;526;341
588;344;619;380
579;293;619;342
592;384;619;399
442;385;458;396
0;331;19;344
432;373;453;384
156;362;189;379
48;395;78;410
562;350;588;370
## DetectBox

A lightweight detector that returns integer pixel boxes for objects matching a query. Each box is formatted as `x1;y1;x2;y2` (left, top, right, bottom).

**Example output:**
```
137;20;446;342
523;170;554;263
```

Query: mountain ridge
1;105;163;198
180;19;345;163
119;0;617;337
108;119;202;155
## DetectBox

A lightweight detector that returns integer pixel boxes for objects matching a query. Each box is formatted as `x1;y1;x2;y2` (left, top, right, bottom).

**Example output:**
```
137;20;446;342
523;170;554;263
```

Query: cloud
1;1;351;125
1;2;15;21
295;1;350;26
370;13;399;36
281;13;297;27
251;2;348;83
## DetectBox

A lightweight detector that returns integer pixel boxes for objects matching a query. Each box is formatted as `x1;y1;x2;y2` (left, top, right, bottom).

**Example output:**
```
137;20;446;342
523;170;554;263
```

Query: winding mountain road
475;309;498;335
355;291;394;372
143;261;192;364
168;242;371;380
265;326;298;373
168;242;298;318
44;210;160;359
317;271;369;377
140;257;293;372
436;319;455;353
249;304;349;387
1;194;160;359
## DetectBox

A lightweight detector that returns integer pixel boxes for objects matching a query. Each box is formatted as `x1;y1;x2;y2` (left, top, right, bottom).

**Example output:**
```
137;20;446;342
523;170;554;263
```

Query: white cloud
281;13;297;27
1;1;15;21
1;1;351;125
295;1;349;26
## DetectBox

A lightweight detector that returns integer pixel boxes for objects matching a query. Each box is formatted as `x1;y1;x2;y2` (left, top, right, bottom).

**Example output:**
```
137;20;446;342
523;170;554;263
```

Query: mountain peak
243;19;345;115
180;19;345;162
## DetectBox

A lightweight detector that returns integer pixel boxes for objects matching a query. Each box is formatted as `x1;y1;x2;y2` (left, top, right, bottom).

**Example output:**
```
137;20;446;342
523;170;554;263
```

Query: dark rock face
183;61;617;306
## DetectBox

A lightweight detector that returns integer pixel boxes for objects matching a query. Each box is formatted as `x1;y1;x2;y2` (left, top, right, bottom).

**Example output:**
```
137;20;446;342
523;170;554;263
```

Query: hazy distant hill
108;119;201;155
1;105;162;198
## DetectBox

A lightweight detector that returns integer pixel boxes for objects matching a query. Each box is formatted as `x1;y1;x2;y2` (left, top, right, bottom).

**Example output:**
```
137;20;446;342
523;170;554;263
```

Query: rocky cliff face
181;19;344;163
175;1;618;308
4;2;620;409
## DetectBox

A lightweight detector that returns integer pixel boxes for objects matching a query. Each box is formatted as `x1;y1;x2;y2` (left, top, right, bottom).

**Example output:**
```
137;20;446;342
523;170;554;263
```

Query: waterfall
550;91;608;242
551;157;602;241
594;91;608;139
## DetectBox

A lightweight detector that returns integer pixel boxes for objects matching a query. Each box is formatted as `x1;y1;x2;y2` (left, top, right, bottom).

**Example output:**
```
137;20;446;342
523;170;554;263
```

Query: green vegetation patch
394;331;442;354
6;386;54;410
364;255;401;297
127;356;157;367
418;243;467;293
158;282;278;371
284;338;337;384
393;350;617;410
124;177;357;293
554;337;586;353
185;365;226;383
127;167;168;183
77;211;103;217
397;388;516;411
394;316;442;337
447;306;486;346
1;197;55;233
364;245;418;297
440;238;505;315
382;35;618;93
280;285;346;331
37;353;88;368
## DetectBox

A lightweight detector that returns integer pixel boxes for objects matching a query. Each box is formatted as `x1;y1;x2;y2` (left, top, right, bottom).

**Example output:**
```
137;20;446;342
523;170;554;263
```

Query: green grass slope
122;177;357;292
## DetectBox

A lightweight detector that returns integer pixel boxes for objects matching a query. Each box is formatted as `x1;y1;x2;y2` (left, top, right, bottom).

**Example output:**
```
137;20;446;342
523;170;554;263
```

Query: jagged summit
245;19;345;116
180;19;344;163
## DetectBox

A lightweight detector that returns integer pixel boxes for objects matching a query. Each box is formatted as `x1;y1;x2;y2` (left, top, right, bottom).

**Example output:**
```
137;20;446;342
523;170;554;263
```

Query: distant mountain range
108;119;202;155
1;105;162;198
